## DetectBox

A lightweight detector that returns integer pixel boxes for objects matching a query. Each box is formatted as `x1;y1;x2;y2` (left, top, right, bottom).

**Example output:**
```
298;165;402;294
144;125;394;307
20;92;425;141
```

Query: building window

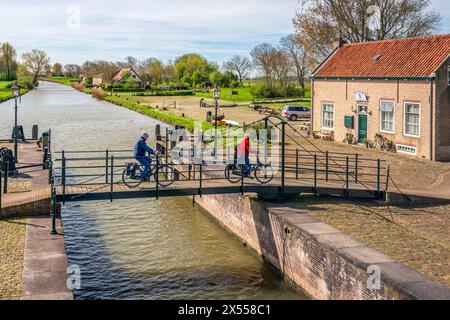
322;103;334;129
404;103;420;137
448;65;450;86
380;101;394;133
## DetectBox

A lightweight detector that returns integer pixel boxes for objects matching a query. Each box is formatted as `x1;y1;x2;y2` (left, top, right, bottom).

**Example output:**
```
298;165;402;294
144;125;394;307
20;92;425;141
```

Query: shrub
72;82;85;91
230;81;240;89
92;87;105;100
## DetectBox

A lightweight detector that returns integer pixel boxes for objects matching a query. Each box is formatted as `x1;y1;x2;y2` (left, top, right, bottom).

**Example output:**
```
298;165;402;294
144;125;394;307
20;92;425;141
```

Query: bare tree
280;34;311;92
125;56;139;69
293;0;442;62
223;55;253;85
250;43;277;85
96;61;119;83
64;64;81;77
21;49;50;84
52;63;63;76
251;43;291;93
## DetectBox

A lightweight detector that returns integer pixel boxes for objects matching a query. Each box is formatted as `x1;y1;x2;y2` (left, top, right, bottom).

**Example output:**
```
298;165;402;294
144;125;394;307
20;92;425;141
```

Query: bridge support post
110;155;114;202
105;150;109;184
345;156;350;197
50;185;57;235
155;154;159;200
325;151;329;182
281;120;286;195
355;153;359;183
62;151;66;204
314;154;317;195
377;159;381;196
296;149;299;180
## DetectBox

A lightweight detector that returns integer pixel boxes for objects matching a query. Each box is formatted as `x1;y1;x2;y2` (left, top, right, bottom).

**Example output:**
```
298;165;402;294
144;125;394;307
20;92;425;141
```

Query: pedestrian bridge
49;115;388;205
51;149;387;204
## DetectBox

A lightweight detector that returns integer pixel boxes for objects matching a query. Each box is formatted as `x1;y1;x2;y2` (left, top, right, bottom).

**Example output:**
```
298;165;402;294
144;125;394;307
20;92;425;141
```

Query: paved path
0;141;50;217
21;217;73;300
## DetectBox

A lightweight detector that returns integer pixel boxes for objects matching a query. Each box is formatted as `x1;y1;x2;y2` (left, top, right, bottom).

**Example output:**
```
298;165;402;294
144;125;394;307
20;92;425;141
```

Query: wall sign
355;91;368;102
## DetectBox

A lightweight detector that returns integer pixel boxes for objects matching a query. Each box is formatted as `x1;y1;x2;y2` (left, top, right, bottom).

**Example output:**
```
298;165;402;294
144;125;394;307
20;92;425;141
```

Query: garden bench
315;129;334;141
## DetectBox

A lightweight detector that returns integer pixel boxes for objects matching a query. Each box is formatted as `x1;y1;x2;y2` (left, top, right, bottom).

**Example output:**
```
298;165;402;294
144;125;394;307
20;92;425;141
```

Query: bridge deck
56;177;382;203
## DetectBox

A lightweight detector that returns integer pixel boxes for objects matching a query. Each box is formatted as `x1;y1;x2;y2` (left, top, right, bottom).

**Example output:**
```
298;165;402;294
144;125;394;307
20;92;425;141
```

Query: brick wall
434;57;450;161
312;79;434;159
194;193;450;300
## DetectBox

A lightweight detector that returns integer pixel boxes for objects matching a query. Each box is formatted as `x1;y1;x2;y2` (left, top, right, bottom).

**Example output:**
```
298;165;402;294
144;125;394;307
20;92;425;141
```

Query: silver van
281;106;311;121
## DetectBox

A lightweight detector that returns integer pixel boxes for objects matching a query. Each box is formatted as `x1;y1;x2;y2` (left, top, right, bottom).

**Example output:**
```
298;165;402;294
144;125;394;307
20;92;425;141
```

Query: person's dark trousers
136;156;152;179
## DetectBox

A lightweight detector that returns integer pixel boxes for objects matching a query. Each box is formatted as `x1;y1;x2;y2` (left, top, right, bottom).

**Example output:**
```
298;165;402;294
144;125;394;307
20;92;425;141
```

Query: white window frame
379;100;395;134
403;102;421;138
321;103;335;130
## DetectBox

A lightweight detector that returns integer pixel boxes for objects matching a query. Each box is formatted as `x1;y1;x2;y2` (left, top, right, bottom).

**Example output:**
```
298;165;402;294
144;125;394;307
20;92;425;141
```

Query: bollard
3;161;8;194
325;151;329;182
355;153;359;183
32;124;39;140
296;149;299;180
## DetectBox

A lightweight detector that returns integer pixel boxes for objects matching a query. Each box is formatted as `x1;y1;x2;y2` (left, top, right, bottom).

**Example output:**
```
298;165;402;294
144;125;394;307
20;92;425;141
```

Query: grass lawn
194;87;255;102
44;77;78;86
0;218;26;300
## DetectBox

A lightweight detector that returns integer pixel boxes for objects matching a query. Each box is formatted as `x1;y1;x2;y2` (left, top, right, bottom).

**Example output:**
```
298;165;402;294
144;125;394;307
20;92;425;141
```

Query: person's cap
141;132;150;138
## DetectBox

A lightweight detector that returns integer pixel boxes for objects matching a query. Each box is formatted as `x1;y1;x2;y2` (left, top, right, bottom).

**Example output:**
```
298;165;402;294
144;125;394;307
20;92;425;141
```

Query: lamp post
11;83;20;163
211;85;221;157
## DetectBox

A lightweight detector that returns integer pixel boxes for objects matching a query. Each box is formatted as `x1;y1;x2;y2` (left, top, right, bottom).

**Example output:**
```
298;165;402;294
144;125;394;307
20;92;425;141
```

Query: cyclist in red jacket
237;135;256;177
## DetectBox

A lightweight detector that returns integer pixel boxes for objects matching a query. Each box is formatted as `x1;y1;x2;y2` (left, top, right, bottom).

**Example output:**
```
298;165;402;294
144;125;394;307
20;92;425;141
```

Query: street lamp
212;85;221;157
11;83;20;163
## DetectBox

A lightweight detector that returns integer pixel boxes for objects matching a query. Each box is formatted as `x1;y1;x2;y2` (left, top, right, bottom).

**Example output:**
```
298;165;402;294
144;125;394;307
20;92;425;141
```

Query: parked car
281;106;311;121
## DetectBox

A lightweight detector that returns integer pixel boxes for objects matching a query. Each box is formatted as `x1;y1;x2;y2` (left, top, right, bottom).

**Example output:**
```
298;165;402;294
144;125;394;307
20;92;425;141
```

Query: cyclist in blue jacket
134;132;155;179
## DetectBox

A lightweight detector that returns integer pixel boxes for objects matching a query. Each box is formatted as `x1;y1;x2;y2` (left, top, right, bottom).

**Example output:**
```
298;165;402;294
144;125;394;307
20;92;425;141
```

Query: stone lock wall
194;193;450;300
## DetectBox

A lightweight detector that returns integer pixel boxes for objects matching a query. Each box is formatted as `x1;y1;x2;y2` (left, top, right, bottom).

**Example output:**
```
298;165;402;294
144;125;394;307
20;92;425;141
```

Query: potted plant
345;134;354;145
363;138;370;148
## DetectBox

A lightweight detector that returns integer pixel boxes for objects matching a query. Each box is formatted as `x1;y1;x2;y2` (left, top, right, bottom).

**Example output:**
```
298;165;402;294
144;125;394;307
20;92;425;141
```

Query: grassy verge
104;95;213;132
0;218;26;300
0;79;31;103
41;77;78;86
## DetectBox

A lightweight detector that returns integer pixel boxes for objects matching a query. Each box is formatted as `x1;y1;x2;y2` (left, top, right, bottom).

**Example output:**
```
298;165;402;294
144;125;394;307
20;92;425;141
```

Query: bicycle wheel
255;164;274;184
122;167;143;188
156;164;175;187
225;164;242;184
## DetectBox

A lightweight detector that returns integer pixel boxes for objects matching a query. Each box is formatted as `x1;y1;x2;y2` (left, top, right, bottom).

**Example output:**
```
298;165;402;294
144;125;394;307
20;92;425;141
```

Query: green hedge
104;96;212;132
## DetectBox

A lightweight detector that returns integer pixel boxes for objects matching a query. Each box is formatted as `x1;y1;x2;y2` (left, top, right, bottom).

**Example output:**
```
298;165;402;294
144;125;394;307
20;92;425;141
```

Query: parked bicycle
122;156;175;188
225;155;274;184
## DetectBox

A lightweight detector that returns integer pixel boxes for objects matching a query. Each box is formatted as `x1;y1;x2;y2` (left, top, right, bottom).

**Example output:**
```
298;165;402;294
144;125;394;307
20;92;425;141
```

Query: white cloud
0;0;300;65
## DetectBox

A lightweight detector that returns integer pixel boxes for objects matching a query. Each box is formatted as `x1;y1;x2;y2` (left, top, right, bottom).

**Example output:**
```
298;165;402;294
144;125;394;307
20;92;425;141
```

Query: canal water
0;81;306;300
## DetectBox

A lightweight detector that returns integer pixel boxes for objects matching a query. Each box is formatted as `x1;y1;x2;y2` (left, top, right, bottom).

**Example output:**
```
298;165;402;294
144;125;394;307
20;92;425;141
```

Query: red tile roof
313;34;450;78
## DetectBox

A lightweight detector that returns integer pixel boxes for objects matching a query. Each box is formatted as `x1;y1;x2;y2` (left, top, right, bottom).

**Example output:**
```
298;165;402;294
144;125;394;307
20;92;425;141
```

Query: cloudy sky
0;0;448;66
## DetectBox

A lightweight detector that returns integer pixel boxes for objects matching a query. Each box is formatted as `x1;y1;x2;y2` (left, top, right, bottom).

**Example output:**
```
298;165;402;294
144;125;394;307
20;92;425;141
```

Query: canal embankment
0;139;72;300
193;193;450;300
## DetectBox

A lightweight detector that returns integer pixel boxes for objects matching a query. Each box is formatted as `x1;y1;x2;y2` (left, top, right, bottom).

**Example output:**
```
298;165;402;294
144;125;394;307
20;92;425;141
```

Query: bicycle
122;156;175;188
225;155;274;184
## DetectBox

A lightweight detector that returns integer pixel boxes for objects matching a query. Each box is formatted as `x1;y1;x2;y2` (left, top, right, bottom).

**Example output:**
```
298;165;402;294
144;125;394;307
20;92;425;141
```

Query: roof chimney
333;38;348;50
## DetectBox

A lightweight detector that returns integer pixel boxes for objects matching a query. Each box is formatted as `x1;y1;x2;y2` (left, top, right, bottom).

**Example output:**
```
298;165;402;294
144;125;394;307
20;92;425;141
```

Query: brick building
311;34;450;161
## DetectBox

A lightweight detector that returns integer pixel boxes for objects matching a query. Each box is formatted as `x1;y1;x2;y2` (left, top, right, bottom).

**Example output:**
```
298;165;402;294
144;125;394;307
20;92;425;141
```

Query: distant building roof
313;34;450;79
112;68;142;82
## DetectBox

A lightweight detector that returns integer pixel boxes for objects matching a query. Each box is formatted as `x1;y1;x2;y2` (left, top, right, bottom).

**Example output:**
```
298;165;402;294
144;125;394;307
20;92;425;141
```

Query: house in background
112;68;143;87
92;75;103;86
311;34;450;161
